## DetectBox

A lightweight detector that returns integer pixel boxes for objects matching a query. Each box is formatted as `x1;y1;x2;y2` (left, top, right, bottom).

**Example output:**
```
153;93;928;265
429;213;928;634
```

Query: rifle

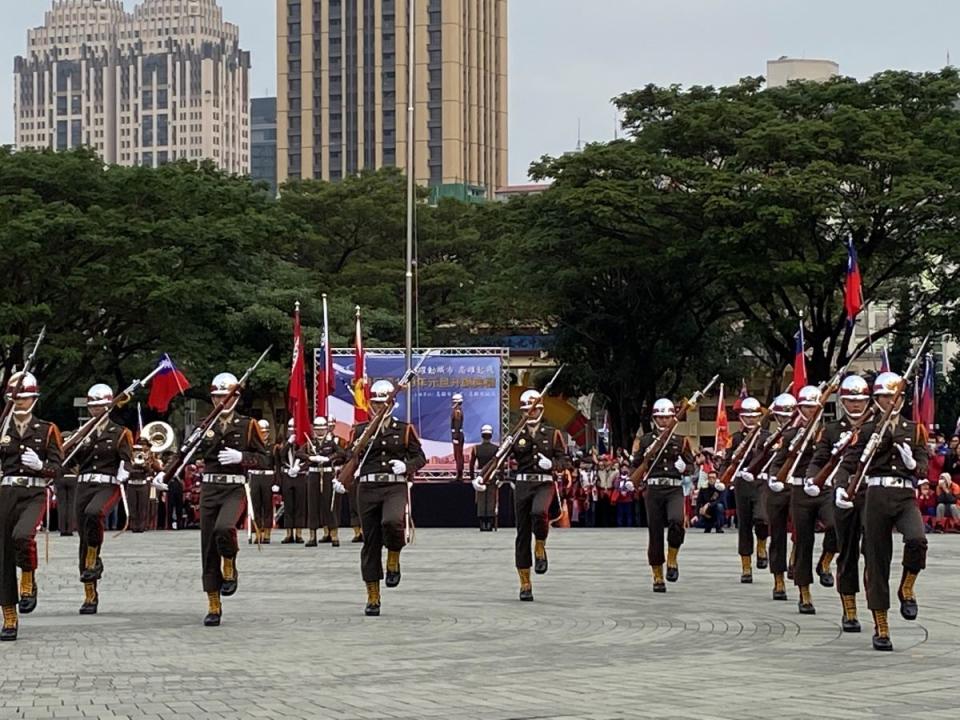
62;362;168;466
846;335;930;497
158;346;272;483
0;326;47;439
810;407;877;489
479;364;565;487
338;351;433;491
719;410;769;487
629;375;719;486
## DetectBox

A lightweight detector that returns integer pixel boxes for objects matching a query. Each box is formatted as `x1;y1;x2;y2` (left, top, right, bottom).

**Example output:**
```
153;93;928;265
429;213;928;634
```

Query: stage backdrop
315;348;508;478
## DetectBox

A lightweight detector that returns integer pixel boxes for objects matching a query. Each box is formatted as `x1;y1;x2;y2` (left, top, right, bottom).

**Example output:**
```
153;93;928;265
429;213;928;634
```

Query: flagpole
322;293;330;417
403;0;416;422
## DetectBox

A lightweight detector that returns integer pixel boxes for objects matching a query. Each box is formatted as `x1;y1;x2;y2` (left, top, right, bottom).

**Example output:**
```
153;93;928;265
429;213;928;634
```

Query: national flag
317;293;335;417
844;238;863;326
146;353;191;413
714;383;731;451
880;347;890;373
352;306;370;422
733;378;749;412
919;355;935;432
287;301;312;444
792;321;807;397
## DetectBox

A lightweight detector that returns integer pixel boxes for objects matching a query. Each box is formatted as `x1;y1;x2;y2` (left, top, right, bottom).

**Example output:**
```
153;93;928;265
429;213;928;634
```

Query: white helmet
480;423;494;436
452;393;463;403
839;375;870;401
873;371;902;397
210;372;239;396
6;371;39;399
739;397;762;417
798;385;821;407
257;419;270;432
286;418;295;431
313;416;327;429
520;389;542;412
86;383;114;407
771;393;797;418
327;415;336;426
370;379;394;403
652;399;676;418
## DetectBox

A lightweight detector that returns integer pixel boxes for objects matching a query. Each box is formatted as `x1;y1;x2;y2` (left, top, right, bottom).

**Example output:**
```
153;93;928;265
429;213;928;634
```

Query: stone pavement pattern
1;528;958;720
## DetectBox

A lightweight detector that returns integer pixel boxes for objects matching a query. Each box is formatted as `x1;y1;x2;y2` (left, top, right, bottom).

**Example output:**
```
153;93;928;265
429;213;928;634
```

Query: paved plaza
1;528;958;720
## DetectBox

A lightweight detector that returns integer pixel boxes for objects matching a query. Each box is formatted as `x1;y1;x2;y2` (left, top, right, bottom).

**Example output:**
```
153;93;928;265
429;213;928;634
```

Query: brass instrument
137;421;175;468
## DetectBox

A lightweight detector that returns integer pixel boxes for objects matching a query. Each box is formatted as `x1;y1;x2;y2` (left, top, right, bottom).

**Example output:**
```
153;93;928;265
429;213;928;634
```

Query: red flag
287;302;312;444
920;355;935;431
714;383;731;452
352;306;370;422
880;347;890;373
317;294;335;416
792;321;807;397
733;378;749;412
844;238;863;325
146;354;191;413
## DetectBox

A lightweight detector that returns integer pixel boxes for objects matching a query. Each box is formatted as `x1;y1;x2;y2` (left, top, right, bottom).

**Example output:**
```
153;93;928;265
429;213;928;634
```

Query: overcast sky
2;0;959;182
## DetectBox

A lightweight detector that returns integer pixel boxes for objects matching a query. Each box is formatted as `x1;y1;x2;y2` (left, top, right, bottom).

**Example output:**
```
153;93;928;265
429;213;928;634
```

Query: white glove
537;453;553;471
835;487;853;509
271;484;280;493
674;457;687;473
896;443;917;470
21;447;43;471
309;454;330;465
768;476;785;493
389;459;407;475
715;481;726;493
332;480;347;495
803;479;821;497
833;431;852;453
286;459;302;478
624;480;636;493
218;448;243;466
472;477;487;492
737;470;755;482
116;463;130;483
150;472;168;491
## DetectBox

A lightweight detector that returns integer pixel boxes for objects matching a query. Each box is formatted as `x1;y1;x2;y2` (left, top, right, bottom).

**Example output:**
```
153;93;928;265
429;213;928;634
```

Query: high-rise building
766;57;839;88
277;0;507;198
13;0;250;172
251;97;278;193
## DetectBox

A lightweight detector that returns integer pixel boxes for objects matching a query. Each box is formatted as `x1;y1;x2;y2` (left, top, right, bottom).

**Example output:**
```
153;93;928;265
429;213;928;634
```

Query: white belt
1;476;46;488
78;473;119;485
515;473;553;482
789;477;804;486
867;476;915;489
127;479;148;486
247;469;274;477
646;477;682;487
358;474;406;483
202;474;246;485
309;466;334;473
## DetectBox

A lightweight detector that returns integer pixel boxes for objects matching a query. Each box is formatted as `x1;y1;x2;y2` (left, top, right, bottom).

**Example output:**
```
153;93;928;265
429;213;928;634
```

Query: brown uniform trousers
359;482;408;582
864;486;926;611
200;483;246;592
247;470;275;530
643;484;685;566
126;482;150;532
75;483;121;576
734;479;768;557
514;480;554;569
789;486;837;588
0;487;46;607
766;485;792;575
834;488;866;596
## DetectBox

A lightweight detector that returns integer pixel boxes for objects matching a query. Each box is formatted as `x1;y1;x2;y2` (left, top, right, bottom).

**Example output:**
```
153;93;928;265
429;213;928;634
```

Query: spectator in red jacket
935;473;960;526
917;483;937;532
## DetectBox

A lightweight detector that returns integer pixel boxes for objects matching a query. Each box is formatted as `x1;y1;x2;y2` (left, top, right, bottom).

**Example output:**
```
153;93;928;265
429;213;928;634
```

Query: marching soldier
724;397;769;583
451;393;465;481
309;416;346;546
806;374;871;632
761;393;797;602
279;418;306;544
470;424;499;531
507;390;567;601
633;398;694;593
841;371;928;651
348;379;427;616
72;384;134;615
0;372;62;641
125;437;156;533
304;416;326;547
246;419;276;544
177;372;269;626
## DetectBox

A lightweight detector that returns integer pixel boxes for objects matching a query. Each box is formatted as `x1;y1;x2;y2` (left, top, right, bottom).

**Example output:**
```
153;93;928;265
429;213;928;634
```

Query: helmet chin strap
13;399;37;418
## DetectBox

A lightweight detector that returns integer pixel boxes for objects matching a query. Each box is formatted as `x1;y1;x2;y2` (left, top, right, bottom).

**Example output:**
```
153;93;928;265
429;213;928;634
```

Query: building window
56;120;67;150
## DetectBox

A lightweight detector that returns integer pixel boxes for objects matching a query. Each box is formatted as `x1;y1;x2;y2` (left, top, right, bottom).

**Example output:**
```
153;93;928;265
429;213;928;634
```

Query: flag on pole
792;321;807;397
317;293;335;417
146;353;191;413
880;347;890;373
287;301;312;444
733;378;749;412
352;306;370;422
844;238;863;326
714;383;731;452
919;355;935;432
